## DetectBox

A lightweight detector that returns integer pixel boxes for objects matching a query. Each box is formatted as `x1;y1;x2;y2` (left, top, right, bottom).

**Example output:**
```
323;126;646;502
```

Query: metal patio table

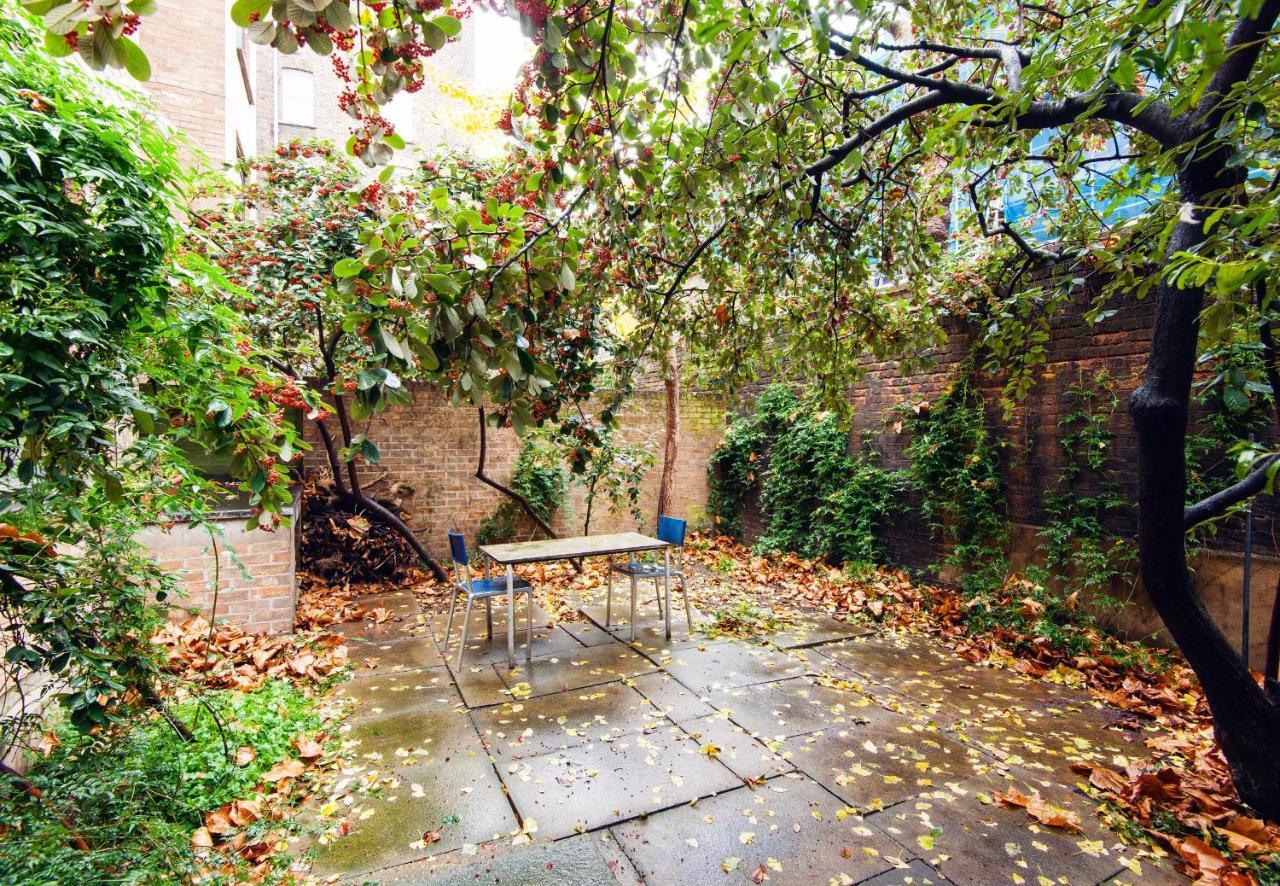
478;531;672;668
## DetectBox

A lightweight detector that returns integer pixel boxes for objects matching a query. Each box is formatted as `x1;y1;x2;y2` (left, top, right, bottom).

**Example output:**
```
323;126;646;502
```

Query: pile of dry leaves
299;480;420;584
152;616;348;692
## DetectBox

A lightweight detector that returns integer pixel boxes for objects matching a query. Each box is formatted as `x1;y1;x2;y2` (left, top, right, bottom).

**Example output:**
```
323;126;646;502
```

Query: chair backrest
447;530;468;566
656;515;686;547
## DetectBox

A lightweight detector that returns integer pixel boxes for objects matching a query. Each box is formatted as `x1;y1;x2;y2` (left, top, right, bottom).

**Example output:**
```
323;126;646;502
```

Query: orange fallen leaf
235;745;256;767
262;758;305;782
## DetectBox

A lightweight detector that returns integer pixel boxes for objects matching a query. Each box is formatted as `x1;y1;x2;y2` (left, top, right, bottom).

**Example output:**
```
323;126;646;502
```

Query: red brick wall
734;279;1277;666
302;384;728;562
138;516;297;635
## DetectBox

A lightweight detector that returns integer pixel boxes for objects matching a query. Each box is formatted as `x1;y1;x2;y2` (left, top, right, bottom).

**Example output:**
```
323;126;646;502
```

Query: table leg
506;565;515;669
664;548;672;641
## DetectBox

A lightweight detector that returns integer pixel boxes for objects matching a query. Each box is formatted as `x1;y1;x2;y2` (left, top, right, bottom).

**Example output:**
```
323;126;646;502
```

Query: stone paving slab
473;681;667;760
452;622;589;669
375;833;621;885
676;713;793;780
499;721;742;839
781;705;986;811
608;773;902;885
448;661;516;709
704;676;883;740
335;671;462;721
866;773;1136;886
859;859;953;884
346;634;447;678
771;612;872;649
309;707;517;879
659;641;810;694
817;634;967;682
630;671;719;722
580;602;705;651
427;600;556;646
504;641;657;699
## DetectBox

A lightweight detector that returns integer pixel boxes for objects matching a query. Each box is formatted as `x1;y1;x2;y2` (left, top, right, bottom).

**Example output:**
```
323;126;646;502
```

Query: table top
479;532;669;565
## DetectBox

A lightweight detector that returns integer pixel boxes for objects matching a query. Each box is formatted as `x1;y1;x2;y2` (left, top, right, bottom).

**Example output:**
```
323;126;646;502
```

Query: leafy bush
0;680;321;884
708;384;905;565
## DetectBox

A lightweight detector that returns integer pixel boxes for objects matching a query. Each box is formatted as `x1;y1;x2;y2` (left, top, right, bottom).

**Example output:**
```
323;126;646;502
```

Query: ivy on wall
475;434;568;545
708;385;906;566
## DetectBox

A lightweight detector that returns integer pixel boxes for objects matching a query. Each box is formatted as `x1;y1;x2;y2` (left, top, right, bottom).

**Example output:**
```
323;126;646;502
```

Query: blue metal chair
606;516;695;641
443;531;533;669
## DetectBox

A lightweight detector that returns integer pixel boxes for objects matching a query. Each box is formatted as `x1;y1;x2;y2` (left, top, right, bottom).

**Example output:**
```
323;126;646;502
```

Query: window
278;68;314;127
381;92;416;142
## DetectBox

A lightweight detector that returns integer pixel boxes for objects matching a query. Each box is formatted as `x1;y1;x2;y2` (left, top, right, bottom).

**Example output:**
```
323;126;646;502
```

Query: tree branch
1184;455;1280;530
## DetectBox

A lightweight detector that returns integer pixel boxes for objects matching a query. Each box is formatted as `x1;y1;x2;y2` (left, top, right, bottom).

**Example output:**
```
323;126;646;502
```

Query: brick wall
138;514;297;635
302;384;728;563
734;278;1278;667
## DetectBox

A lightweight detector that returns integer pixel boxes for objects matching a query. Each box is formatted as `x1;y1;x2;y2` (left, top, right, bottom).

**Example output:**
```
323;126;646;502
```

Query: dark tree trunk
1131;168;1280;819
474;407;558;540
312;413;447;582
656;345;680;520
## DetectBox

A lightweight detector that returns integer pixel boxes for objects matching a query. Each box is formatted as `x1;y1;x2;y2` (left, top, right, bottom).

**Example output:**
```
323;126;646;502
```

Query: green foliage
904;376;1009;591
0;8;302;737
476;433;567;544
702;598;792;641
708;384;906;565
1038;371;1137;604
706;385;802;536
0;679;321;884
572;424;654;535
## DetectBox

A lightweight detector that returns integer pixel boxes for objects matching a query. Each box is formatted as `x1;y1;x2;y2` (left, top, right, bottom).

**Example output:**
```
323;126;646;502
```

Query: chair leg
444;588;459;649
681;573;695;632
629;574;638;642
457;595;475;670
526;589;533;661
485;597;493;640
605;563;613;626
654;578;663;617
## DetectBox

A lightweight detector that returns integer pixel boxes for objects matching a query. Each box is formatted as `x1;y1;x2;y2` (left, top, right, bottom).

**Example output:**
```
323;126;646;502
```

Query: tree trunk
474;407;558;540
312;415;448;582
656;345;680;520
1130;175;1280;819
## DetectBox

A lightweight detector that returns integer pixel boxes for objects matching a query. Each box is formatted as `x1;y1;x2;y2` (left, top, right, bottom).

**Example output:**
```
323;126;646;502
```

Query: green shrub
708;384;905;565
0;680;322;884
476;434;568;544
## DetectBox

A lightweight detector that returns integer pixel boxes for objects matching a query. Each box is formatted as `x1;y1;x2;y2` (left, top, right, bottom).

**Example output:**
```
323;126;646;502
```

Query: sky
472;9;534;94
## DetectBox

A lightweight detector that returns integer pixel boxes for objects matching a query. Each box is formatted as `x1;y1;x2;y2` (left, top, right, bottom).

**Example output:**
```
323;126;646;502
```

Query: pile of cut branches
299;479;421;584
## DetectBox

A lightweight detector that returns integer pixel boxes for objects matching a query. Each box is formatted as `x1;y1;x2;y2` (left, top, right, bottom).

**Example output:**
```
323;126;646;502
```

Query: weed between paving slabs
293;540;1204;885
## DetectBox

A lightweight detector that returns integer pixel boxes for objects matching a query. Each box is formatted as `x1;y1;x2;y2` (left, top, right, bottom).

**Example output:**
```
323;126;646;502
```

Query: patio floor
300;573;1187;885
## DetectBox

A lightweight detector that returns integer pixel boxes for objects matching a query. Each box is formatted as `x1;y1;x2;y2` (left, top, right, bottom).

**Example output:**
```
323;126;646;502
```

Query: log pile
299;479;420;584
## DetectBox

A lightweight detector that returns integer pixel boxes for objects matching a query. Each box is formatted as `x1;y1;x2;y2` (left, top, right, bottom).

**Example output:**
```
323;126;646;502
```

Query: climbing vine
475;433;567;544
1038;370;1136;604
708;385;905;566
904;374;1010;592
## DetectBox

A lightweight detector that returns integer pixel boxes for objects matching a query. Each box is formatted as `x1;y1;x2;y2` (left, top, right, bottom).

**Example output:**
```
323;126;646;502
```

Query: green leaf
117;36;151;81
230;0;271;27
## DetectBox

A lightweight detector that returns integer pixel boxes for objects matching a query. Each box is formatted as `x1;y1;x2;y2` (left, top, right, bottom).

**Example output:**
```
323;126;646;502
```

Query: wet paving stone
630;670;719;722
771;612;871;649
453;622;591;669
335;671;462;721
704;676;883;740
309;707;517;879
346;633;446;678
866;774;1136;886
659;641;810;694
504;641;657;699
609;773;903;885
448;660;517;709
780;705;987;811
818;633;967;682
676;712;793;780
376;833;621;884
473;681;668;760
499;720;742;839
580;601;705;651
428;600;556;646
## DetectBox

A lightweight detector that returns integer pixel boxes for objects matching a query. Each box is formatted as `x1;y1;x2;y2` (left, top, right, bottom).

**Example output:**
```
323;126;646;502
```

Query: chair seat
455;576;533;598
610;561;681;577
